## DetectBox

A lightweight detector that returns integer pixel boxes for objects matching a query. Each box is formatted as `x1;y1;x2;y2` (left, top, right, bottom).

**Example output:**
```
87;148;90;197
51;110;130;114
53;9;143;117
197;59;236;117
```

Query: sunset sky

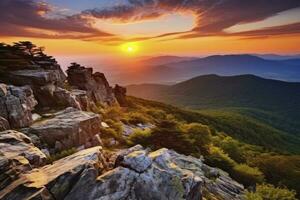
1;0;300;62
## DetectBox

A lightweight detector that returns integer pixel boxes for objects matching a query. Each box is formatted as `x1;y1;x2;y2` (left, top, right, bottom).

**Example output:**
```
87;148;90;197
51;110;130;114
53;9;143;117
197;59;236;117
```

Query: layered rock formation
25;107;102;152
0;57;69;108
0;130;46;167
0;84;37;128
0;130;46;191
67;63;116;106
0;145;244;200
0;146;106;200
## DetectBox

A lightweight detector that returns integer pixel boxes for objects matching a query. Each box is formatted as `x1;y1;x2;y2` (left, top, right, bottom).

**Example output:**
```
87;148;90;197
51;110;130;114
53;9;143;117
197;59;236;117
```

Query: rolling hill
127;74;300;140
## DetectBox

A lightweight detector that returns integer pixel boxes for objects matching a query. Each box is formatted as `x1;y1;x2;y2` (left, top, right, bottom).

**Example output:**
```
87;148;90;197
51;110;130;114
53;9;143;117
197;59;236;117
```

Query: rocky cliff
0;42;245;200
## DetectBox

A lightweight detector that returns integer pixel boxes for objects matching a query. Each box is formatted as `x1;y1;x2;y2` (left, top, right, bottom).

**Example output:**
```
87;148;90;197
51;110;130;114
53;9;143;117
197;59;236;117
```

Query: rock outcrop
0;130;47;191
0;58;68;108
66;63;116;107
26;107;102;152
0;44;85;110
0;146;107;200
0;145;244;200
114;84;128;107
0;84;37;128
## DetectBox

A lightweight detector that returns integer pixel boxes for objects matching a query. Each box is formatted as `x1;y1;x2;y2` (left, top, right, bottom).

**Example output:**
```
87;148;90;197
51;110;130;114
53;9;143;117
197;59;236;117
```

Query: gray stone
0;117;10;131
0;84;37;128
27;107;102;151
0;146;107;200
66;63;116;106
0;130;46;167
0;145;244;200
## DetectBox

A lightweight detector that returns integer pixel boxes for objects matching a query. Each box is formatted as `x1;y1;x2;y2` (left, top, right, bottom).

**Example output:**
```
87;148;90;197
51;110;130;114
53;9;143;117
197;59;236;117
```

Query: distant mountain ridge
115;54;300;84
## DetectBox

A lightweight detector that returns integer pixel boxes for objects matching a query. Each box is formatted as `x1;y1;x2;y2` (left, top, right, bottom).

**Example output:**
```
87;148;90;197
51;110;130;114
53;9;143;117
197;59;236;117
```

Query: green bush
46;148;77;164
182;123;212;155
231;164;264;187
101;119;124;143
145;108;168;122
245;184;297;200
102;106;124;121
205;146;235;172
127;128;152;146
122;112;150;125
219;136;246;163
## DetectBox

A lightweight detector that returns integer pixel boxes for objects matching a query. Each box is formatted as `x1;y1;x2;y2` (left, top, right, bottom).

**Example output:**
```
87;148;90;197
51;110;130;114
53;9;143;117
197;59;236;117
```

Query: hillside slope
127;75;300;152
128;74;300;115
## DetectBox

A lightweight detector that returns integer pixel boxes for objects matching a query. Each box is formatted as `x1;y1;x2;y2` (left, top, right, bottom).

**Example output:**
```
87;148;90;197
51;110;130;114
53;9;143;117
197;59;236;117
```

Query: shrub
122;112;150;125
127;128;152;146
205;146;235;172
219;136;246;163
101;120;124;143
182;123;212;155
231;164;264;187
102;106;123;121
145;108;167;122
245;184;297;200
46;148;77;164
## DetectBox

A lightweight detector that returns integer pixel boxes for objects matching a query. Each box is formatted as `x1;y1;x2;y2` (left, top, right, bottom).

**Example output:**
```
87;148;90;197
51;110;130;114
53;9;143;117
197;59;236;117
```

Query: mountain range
114;54;300;84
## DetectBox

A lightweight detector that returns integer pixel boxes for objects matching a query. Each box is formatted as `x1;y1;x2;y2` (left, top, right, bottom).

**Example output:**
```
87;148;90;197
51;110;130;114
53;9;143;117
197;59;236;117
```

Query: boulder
0;145;244;200
0;84;37;128
70;89;98;112
0;130;46;191
113;146;244;200
66;63;116;106
0;146;107;200
0;130;46;167
27;107;102;151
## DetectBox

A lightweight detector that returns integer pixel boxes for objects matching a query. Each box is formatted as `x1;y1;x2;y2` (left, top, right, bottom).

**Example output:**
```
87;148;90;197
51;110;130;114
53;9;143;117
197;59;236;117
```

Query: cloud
1;0;300;41
84;0;300;39
0;0;112;39
231;22;300;37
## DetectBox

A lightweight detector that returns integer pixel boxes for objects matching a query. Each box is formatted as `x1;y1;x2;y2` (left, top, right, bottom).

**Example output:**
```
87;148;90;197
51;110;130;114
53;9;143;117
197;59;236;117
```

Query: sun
121;42;139;54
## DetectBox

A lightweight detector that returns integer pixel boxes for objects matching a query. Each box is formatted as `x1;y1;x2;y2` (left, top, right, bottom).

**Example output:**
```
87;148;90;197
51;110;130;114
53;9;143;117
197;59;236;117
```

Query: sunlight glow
121;42;139;54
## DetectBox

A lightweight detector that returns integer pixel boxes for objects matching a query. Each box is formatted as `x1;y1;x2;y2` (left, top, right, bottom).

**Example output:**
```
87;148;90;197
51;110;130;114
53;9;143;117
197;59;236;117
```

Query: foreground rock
0;145;244;200
0;84;37;128
112;145;244;200
0;146;107;200
0;130;46;167
0;130;46;191
26;107;102;151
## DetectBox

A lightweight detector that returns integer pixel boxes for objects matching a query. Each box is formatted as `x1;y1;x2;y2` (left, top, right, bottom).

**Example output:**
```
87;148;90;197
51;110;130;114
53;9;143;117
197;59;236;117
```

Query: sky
1;0;300;63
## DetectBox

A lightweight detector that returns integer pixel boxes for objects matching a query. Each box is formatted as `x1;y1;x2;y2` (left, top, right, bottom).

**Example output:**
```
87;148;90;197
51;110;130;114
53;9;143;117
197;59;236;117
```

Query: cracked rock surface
0;84;37;128
26;107;102;151
0;145;244;200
